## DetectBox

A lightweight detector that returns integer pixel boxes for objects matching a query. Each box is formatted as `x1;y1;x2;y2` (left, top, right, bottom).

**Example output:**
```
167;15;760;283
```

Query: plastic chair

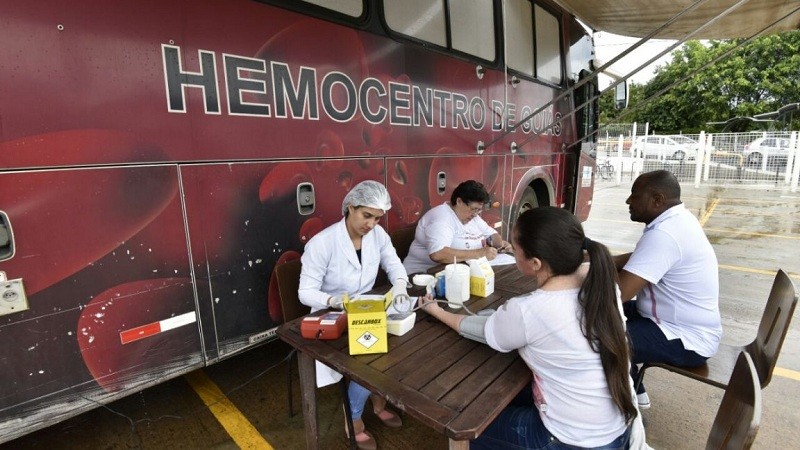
637;269;798;390
275;259;309;417
706;351;761;450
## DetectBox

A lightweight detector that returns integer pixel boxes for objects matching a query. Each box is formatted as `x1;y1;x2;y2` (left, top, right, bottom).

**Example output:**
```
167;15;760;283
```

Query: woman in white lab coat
299;180;409;450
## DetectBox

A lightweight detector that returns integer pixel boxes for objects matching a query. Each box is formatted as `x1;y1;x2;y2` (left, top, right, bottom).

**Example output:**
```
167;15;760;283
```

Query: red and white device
301;311;347;340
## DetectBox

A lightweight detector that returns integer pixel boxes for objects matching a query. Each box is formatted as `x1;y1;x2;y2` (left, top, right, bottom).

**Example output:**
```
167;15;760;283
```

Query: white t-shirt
403;203;496;274
484;287;629;447
623;204;722;357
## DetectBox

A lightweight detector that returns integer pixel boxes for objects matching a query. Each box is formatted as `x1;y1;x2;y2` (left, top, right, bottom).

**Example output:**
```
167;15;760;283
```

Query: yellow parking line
185;370;273;449
705;227;800;240
718;264;800;280
699;198;720;226
773;367;800;382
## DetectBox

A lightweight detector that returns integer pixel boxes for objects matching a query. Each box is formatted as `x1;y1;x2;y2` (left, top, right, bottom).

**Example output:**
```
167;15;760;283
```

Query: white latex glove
391;279;409;299
327;294;345;310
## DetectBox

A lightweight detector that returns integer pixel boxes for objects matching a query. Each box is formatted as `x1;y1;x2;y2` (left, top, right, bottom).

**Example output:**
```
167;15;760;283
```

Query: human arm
618;269;649;302
488;232;513;253
418;295;525;351
429;245;498;264
418;294;489;342
298;236;340;310
418;294;467;330
613;252;632;272
421;215;498;263
618;230;680;302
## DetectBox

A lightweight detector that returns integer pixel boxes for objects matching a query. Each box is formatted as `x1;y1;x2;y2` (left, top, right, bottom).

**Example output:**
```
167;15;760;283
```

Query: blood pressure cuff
458;314;489;344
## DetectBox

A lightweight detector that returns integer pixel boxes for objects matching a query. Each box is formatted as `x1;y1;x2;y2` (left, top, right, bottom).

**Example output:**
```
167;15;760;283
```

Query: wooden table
277;263;536;449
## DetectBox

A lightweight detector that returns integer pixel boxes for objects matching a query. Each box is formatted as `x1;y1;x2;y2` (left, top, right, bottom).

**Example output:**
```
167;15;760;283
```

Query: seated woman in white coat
298;180;409;450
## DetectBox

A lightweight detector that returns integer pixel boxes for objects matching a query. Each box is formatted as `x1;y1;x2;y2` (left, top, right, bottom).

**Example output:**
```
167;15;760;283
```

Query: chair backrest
746;269;799;388
390;226;416;262
275;259;309;323
706;351;761;450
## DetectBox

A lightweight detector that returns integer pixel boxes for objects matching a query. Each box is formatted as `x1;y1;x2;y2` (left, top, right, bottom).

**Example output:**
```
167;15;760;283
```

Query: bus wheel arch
511;177;552;227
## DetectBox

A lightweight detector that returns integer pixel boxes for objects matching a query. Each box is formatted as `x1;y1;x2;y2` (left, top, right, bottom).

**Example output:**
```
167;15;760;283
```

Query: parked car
743;136;792;167
630;135;698;160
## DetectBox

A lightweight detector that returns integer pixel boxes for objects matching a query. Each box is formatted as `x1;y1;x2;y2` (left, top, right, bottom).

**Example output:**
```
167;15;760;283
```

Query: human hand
391;278;408;299
496;240;513;253
483;246;498;260
418;293;439;312
327;294;345;309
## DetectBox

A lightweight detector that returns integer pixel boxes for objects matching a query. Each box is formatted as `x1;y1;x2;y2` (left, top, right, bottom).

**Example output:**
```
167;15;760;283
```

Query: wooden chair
275;259;309;417
706;351;761;450
637;269;798;390
376;225;417;286
390;225;417;262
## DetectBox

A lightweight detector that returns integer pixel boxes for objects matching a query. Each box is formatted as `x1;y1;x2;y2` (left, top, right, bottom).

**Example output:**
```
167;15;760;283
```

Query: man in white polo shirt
615;170;722;409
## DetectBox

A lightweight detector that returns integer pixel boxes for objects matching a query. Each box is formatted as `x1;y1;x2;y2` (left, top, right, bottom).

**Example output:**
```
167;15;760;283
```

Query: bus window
535;4;562;84
383;0;447;47
450;0;495;61
504;0;534;76
302;0;363;17
383;0;496;61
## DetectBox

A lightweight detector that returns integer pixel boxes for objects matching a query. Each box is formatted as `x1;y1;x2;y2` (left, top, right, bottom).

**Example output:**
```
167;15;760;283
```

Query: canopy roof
555;0;800;39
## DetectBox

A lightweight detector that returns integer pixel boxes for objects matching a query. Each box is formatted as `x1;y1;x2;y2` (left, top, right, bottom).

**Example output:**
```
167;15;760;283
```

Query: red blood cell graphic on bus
0;129;165;169
398;196;423;225
391;159;409;185
256;20;368;83
315;129;345;171
299;217;324;243
0;165;177;295
77;278;195;391
258;162;312;203
337;171;354;190
267;250;302;323
426;147;502;206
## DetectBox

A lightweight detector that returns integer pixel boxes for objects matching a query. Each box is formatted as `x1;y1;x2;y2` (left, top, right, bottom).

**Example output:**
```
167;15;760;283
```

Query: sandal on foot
374;408;402;428
352;430;376;450
347;418;377;450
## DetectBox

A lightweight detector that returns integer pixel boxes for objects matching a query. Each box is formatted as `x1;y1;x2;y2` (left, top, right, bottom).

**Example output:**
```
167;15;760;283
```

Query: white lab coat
298;218;408;387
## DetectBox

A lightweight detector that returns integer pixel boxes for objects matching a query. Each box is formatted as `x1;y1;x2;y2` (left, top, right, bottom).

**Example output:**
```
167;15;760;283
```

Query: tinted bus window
535;4;561;84
303;0;363;17
383;0;447;46
450;0;496;60
383;0;496;61
505;0;534;76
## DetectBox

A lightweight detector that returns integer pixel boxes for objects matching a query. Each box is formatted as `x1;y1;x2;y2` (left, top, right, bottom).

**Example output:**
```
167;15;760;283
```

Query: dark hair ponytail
515;207;636;422
581;238;637;423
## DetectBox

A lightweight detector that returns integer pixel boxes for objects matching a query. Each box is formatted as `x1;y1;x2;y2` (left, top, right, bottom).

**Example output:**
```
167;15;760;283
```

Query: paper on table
489;253;516;266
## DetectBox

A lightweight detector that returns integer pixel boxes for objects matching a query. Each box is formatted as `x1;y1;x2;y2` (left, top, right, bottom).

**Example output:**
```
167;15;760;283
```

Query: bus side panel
180;158;387;360
384;155;506;235
0;166;201;442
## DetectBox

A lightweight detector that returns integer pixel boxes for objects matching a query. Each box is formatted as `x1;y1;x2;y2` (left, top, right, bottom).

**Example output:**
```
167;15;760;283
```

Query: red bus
0;0;599;441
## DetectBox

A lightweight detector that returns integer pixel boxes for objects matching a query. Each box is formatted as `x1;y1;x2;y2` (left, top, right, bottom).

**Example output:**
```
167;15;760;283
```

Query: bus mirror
615;81;628;110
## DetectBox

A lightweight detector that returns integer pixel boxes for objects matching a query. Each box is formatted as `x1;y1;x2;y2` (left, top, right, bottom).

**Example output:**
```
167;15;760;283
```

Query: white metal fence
595;131;800;191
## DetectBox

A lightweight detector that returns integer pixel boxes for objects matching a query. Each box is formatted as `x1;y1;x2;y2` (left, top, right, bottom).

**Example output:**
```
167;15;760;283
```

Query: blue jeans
624;301;709;394
348;381;371;420
471;384;631;450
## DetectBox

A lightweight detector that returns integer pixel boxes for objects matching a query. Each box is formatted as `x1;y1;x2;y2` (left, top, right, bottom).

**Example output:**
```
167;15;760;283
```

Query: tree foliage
600;31;800;133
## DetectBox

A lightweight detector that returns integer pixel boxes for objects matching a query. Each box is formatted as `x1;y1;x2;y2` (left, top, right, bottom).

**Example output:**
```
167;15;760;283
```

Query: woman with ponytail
420;206;645;449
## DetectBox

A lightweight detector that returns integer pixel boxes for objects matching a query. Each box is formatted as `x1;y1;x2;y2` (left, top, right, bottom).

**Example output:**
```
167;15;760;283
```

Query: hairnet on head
341;180;392;215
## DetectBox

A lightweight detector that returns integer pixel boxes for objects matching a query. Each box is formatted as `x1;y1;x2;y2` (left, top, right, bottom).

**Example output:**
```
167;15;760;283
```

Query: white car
630;135;698;160
743;136;792;167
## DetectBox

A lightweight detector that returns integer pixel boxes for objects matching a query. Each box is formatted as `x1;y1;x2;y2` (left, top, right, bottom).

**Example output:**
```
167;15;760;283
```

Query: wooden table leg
449;438;469;450
297;350;319;450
